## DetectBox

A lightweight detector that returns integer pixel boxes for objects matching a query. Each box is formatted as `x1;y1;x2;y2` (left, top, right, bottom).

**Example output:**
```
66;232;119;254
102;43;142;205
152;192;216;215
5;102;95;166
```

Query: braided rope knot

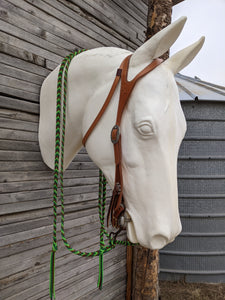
109;238;115;248
99;248;105;256
52;242;58;252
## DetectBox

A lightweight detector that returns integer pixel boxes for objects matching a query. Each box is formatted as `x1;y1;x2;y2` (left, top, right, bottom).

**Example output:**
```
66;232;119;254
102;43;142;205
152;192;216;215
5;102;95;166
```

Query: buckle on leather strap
115;182;121;193
111;125;120;144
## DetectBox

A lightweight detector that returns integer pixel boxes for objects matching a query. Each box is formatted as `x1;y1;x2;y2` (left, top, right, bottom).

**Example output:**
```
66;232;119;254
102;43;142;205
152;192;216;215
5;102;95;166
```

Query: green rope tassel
49;245;57;300
97;249;104;290
97;170;105;289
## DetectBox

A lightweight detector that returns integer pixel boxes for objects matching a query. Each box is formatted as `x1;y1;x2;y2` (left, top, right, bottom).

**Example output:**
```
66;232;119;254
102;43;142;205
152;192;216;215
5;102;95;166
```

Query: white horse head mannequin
39;16;204;249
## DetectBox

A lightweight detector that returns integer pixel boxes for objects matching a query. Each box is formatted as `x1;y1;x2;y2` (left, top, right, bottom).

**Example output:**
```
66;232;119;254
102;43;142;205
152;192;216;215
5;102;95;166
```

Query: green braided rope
49;49;135;299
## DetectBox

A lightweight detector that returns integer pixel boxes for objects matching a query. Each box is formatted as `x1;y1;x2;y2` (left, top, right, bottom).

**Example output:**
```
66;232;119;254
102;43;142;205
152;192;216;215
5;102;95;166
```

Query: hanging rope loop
49;49;136;300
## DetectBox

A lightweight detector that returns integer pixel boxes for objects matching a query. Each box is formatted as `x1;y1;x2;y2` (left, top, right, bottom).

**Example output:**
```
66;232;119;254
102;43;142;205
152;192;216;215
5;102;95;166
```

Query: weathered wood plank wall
0;1;147;299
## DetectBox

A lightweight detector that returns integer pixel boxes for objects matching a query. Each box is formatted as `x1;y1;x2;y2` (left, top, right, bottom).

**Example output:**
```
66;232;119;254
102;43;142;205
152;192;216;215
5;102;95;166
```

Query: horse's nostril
151;234;169;249
152;234;168;242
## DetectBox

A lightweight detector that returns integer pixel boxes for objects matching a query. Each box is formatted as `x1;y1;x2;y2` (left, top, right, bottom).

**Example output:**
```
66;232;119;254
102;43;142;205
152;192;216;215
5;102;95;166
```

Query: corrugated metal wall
0;1;147;299
160;100;225;283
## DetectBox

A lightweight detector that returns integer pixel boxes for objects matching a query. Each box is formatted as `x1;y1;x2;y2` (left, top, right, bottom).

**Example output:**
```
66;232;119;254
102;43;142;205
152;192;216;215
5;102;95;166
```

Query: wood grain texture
132;246;159;300
126;245;133;300
0;0;147;298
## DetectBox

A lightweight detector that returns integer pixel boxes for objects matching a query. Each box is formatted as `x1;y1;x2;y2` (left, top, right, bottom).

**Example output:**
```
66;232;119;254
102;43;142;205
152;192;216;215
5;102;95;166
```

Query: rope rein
49;50;135;300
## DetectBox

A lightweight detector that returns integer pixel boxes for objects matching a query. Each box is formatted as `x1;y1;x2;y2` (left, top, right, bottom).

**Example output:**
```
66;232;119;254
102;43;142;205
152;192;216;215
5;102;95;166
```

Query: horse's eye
136;121;155;137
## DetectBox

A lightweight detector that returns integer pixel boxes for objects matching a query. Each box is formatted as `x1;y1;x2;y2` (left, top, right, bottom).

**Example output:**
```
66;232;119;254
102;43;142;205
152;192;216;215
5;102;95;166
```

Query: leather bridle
82;54;163;229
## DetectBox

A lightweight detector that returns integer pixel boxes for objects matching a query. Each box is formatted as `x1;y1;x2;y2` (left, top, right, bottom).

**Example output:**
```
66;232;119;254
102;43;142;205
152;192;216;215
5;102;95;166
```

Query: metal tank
159;74;225;283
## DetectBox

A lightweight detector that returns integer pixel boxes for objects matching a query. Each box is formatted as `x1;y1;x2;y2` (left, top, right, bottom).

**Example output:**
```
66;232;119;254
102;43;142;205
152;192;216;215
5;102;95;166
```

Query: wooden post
129;1;173;300
126;245;133;300
146;0;173;60
132;246;159;300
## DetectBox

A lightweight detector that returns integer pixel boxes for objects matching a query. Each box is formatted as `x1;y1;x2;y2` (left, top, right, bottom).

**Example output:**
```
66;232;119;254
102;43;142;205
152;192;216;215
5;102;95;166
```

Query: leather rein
82;54;163;230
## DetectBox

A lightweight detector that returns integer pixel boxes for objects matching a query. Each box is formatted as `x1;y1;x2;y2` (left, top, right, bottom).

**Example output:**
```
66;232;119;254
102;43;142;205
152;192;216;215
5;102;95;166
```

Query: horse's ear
130;16;187;68
163;36;205;74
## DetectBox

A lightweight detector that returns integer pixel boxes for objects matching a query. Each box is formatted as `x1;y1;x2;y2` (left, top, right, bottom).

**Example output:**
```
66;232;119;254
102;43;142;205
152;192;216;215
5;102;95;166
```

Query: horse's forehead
128;67;178;114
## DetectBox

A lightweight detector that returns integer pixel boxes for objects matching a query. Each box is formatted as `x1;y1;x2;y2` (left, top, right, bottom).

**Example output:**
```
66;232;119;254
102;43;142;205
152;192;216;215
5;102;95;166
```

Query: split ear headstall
82;54;162;229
